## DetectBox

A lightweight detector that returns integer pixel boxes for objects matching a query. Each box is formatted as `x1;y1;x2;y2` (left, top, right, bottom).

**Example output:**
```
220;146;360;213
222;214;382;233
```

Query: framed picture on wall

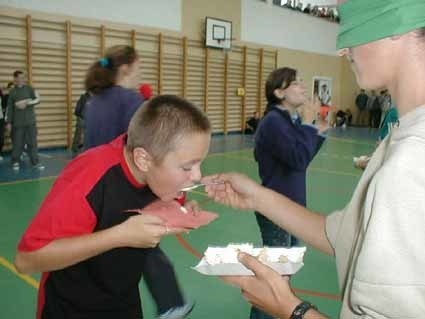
312;76;332;106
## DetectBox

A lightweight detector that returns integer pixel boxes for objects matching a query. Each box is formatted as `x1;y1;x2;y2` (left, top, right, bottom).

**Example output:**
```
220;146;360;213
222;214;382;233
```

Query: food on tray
203;243;304;265
192;244;306;276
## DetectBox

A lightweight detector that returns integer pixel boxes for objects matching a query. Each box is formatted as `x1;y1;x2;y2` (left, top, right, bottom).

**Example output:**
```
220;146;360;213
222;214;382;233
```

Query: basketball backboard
205;17;232;50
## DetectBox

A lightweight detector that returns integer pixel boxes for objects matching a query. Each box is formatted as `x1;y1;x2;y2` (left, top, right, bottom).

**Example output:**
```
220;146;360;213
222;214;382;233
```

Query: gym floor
0;127;377;318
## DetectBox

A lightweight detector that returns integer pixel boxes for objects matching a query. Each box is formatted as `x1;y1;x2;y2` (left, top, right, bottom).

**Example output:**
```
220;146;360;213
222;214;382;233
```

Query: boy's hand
117;214;188;248
202;173;261;211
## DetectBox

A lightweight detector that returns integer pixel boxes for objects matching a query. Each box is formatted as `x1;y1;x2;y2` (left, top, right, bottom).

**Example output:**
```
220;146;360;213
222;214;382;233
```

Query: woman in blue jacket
251;67;327;319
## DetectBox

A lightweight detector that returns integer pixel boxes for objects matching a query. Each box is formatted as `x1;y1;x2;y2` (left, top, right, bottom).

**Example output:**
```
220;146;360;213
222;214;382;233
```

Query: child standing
84;45;144;149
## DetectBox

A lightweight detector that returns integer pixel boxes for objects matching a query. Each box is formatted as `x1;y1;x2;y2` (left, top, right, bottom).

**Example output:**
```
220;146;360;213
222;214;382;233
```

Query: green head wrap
337;0;425;49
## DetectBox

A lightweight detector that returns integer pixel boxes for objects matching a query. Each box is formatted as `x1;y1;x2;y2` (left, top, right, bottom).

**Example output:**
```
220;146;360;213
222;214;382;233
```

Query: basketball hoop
205;17;233;51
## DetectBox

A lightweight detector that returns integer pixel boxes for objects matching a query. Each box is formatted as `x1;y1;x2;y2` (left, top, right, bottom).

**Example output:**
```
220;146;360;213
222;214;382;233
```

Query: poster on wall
312;76;332;106
313;76;333;121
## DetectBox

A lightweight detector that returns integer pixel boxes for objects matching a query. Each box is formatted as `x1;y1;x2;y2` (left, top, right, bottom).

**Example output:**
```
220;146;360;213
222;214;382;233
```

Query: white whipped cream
204;243;305;265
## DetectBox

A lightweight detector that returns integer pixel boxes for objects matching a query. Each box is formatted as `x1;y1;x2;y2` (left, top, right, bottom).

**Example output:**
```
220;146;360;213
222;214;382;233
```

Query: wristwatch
289;301;317;319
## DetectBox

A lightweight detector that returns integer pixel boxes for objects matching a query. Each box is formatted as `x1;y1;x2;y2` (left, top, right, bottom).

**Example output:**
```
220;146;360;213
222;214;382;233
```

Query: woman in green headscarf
202;0;425;318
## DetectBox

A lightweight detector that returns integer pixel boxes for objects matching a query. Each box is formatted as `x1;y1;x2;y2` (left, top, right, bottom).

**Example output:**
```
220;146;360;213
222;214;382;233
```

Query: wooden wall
0;12;276;148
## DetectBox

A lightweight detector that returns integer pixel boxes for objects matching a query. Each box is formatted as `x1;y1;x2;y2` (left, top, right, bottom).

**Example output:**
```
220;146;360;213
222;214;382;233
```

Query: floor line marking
223;156;254;162
175;235;203;259
294;287;340;300
38;153;52;159
0;175;57;186
213;154;361;178
0;256;39;289
208;148;253;157
221;154;255;161
308;167;360;177
327;136;375;146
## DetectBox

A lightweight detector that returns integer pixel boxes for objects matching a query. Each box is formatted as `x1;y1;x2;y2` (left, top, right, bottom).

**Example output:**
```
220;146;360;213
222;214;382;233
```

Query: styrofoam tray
192;246;306;276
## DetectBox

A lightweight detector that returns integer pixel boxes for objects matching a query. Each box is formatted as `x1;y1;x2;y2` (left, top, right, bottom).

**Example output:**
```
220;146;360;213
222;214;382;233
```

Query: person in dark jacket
355;89;368;126
0;82;14;160
84;45;144;149
245;111;260;134
5;71;44;171
251;67;327;319
71;91;91;157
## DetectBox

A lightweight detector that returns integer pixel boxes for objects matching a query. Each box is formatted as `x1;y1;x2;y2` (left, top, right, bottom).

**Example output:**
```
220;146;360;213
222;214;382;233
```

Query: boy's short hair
127;95;211;162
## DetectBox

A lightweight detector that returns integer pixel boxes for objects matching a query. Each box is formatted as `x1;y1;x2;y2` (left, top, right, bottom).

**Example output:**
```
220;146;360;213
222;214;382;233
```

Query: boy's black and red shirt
18;135;159;319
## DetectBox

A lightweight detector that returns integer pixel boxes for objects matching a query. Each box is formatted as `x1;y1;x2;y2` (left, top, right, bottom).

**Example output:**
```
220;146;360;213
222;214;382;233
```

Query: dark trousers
244;128;255;135
250;213;298;319
356;109;368;126
255;212;299;248
0;118;4;155
142;248;185;315
11;124;39;165
71;117;85;155
371;109;382;128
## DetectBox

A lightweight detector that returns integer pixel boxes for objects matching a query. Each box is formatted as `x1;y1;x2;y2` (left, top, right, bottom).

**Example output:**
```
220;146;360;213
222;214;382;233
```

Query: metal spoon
180;181;223;192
